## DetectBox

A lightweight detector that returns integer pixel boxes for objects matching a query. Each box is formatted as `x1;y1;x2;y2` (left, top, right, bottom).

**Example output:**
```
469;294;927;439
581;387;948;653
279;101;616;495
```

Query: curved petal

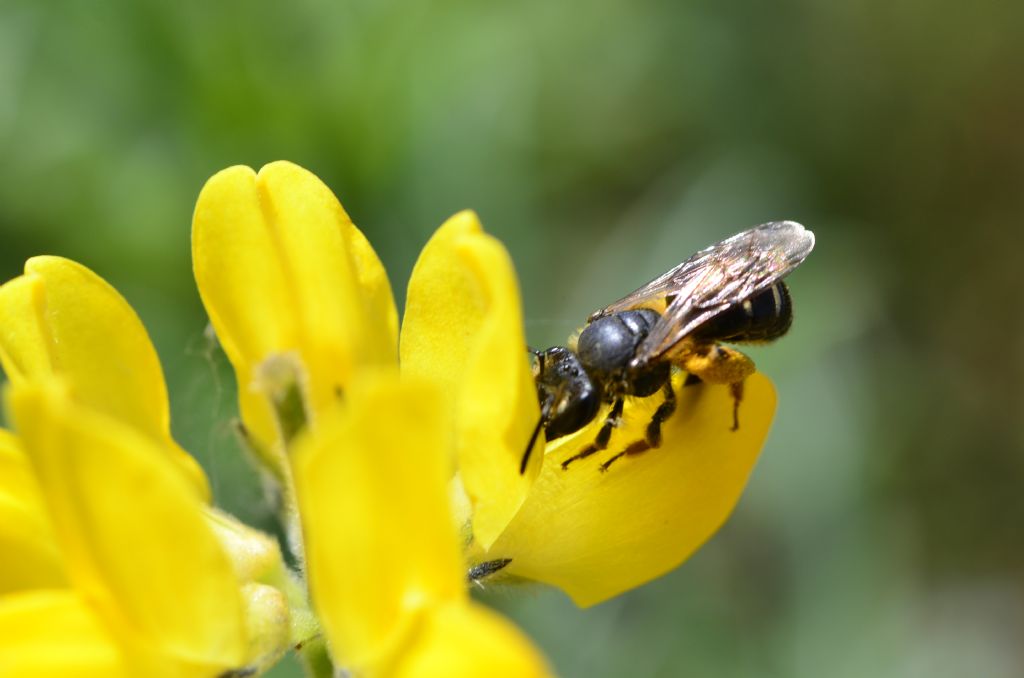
0;590;128;678
192;162;398;455
7;382;246;672
400;211;540;549
348;221;400;363
400;211;487;399
292;372;463;672
392;601;551;678
0;257;208;500
0;429;66;593
482;373;776;607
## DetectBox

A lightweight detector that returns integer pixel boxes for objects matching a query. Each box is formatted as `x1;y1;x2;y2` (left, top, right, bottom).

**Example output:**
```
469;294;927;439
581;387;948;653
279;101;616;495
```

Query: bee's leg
682;344;754;431
561;397;624;470
600;381;676;472
729;380;744;431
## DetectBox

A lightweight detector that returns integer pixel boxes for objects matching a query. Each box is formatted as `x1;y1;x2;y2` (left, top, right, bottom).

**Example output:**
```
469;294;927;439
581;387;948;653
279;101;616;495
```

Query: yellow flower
0;257;209;500
192;162;398;469
192;162;402;558
480;372;774;607
0;261;292;676
292;372;550;677
402;208;777;608
0;157;777;675
0;382;253;677
191;161;774;670
193;162;550;676
0;428;65;595
400;211;541;550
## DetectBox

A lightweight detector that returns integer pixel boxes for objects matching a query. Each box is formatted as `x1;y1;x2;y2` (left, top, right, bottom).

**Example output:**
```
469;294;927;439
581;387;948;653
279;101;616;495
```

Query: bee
520;220;815;474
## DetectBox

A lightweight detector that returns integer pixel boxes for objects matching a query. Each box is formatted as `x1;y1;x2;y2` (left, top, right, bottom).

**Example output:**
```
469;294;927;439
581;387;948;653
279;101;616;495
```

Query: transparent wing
591;221;814;366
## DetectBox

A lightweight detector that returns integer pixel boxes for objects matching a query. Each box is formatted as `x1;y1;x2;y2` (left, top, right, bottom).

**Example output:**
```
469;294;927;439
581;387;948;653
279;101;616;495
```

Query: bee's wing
588;259;702;321
616;221;814;365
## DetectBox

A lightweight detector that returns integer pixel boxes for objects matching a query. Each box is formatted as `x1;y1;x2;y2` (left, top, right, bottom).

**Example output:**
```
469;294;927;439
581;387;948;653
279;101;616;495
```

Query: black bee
520;221;815;474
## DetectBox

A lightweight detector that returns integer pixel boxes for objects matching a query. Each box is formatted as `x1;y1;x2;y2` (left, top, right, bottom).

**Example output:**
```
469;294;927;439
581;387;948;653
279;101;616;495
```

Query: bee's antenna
519;395;552;475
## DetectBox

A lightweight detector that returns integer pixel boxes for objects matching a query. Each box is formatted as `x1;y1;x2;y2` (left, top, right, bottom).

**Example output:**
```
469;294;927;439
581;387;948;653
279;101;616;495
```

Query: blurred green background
2;0;1022;676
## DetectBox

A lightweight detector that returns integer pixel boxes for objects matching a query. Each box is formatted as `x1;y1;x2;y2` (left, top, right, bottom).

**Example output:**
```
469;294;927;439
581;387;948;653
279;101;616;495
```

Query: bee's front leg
600;380;677;472
561;397;624;470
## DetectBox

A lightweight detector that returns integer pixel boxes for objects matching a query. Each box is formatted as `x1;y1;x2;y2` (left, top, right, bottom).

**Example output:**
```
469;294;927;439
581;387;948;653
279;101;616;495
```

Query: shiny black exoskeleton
689;281;793;344
574;309;671;403
521;309;674;474
531;310;670;444
532;347;601;441
517;221;815;475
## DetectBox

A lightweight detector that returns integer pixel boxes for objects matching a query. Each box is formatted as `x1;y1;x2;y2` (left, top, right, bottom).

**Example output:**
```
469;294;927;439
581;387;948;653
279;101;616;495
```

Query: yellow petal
400;211;540;549
392;601;552;678
348;220;401;365
0;429;66;593
484;373;776;607
0;275;49;378
192;162;398;453
0;257;208;500
8;382;246;671
0;590;128;678
292;371;463;672
400;211;487;397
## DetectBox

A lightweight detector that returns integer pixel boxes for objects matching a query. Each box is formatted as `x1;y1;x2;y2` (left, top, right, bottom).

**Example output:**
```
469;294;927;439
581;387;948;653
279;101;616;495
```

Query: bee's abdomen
693;281;793;343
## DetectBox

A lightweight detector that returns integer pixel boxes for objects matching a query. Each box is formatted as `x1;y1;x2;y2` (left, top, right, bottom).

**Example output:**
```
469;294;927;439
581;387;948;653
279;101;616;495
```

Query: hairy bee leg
681;344;753;432
561;398;624;470
729;380;744;431
600;382;677;472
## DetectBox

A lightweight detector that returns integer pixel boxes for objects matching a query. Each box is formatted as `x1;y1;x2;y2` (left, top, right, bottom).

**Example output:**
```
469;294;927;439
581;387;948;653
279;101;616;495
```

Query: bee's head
534;346;602;440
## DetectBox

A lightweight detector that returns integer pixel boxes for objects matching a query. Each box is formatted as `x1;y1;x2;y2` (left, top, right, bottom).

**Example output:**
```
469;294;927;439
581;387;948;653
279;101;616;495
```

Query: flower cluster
0;161;775;676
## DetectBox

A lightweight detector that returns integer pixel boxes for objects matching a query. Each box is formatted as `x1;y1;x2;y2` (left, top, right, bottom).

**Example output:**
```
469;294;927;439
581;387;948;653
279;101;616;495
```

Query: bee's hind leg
600;382;677;472
683;344;754;432
561;398;624;470
729;380;744;431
